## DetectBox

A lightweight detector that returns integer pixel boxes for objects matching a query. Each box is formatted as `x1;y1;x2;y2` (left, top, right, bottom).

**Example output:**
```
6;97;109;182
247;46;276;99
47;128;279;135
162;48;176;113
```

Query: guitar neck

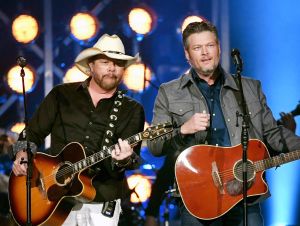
68;122;172;174
255;149;300;171
72;133;142;173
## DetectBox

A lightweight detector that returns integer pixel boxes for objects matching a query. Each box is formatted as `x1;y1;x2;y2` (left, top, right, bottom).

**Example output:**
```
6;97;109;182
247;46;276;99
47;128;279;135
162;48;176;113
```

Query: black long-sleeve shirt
21;78;145;201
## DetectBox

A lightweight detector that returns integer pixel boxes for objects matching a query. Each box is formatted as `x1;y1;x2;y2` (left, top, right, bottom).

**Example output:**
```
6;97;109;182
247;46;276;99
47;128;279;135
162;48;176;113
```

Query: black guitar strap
90;90;125;175
96;90;125;214
99;90;126;152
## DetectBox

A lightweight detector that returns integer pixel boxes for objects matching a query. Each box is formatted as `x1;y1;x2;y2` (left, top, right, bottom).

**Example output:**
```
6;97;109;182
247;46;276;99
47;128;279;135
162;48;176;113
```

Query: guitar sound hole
233;160;255;182
56;162;74;186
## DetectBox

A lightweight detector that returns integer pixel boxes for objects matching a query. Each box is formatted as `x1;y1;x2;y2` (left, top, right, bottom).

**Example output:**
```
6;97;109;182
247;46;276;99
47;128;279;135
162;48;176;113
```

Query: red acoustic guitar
175;139;300;220
9;122;173;226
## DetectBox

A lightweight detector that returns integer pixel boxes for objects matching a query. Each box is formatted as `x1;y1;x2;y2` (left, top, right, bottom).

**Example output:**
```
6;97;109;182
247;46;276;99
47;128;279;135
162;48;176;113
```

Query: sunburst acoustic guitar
9;122;173;226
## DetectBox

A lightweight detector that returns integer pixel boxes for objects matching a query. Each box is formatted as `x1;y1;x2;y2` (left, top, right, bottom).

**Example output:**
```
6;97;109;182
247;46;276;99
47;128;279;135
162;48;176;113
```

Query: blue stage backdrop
229;1;300;225
0;0;299;225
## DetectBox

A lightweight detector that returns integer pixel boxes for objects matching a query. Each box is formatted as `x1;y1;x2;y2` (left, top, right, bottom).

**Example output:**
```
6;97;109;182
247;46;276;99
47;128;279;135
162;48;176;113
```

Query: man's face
184;31;220;77
88;55;126;91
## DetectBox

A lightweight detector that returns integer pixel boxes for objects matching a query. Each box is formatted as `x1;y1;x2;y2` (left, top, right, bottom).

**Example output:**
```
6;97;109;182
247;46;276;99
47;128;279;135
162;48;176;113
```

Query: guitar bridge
38;173;47;199
212;161;225;194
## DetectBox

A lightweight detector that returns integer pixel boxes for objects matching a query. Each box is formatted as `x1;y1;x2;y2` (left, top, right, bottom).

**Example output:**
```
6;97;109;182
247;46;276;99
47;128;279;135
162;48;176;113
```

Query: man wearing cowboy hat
12;34;145;226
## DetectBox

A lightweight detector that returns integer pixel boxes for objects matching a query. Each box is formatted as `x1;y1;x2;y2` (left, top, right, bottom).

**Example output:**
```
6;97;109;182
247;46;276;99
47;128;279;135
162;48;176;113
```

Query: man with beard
147;21;300;226
11;34;145;226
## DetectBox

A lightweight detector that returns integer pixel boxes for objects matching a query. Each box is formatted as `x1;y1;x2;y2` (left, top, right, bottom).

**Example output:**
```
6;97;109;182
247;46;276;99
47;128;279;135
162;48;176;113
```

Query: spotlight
70;12;99;41
6;65;36;94
12;14;39;44
128;7;156;35
180;15;204;33
144;121;150;130
63;66;89;83
123;63;152;92
127;174;152;203
10;122;25;134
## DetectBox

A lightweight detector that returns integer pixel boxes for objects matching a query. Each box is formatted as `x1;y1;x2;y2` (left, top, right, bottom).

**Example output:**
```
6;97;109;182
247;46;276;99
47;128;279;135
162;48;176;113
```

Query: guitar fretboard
255;149;300;172
72;133;141;173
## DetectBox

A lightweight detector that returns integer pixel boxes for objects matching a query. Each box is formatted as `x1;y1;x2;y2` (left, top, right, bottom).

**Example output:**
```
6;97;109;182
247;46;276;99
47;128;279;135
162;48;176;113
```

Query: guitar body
9;142;96;226
8;122;174;225
175;139;270;220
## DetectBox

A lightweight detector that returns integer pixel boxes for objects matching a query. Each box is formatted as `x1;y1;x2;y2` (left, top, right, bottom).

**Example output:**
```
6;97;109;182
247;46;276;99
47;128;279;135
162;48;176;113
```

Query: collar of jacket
178;66;240;91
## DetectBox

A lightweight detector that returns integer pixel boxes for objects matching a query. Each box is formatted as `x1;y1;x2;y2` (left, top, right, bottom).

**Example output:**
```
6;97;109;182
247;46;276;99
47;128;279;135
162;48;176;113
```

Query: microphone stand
19;64;33;226
232;50;249;226
163;188;175;226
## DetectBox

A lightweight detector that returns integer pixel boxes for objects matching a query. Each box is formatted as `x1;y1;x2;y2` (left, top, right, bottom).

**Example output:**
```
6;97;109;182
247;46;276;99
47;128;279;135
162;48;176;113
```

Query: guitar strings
41;147;112;183
41;133;143;182
219;166;255;176
218;165;256;181
41;133;145;183
35;125;172;184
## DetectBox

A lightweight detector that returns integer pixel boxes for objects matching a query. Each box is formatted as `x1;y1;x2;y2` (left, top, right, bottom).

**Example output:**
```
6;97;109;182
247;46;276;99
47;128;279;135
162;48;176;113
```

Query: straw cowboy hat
75;34;139;75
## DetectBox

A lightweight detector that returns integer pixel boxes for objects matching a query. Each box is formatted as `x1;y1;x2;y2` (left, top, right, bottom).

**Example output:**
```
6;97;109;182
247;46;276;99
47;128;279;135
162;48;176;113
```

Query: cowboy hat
75;34;139;75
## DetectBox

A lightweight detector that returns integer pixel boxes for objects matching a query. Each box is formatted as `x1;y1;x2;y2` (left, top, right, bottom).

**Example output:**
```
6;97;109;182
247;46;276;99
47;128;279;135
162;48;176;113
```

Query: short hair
87;54;106;64
87;54;127;67
182;21;219;49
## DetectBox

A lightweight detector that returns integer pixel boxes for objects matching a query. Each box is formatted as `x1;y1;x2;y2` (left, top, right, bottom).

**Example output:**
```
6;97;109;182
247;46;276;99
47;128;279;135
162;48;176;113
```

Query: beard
197;61;219;77
94;74;121;91
199;67;215;76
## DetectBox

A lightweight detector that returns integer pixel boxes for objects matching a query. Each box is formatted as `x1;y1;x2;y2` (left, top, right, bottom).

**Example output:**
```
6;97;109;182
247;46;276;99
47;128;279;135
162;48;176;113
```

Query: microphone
16;56;27;68
231;49;243;71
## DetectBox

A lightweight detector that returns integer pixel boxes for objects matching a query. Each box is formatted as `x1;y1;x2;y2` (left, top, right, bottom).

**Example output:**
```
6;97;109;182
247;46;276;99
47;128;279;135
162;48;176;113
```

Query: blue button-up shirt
192;69;231;147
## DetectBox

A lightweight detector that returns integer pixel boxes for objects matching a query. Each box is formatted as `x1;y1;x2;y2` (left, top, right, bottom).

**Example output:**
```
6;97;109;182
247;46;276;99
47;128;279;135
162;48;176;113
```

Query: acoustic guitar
175;139;300;220
9;122;173;226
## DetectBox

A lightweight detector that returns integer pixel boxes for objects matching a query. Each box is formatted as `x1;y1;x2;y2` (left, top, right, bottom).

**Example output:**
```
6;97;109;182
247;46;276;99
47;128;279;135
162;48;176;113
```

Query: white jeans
62;200;121;226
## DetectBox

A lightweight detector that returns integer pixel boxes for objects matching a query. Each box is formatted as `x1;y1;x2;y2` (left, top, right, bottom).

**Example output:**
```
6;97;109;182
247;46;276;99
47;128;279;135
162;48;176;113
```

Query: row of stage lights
12;8;201;43
6;7;204;94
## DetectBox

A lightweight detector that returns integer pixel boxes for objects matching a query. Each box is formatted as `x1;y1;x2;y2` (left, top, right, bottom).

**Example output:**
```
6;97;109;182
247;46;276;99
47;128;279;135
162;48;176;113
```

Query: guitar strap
96;90;125;213
99;90;126;152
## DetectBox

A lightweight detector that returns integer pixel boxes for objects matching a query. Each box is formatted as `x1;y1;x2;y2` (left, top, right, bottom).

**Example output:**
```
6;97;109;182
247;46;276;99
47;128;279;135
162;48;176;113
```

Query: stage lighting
180;15;204;33
12;14;39;44
10;122;25;134
6;65;36;94
70;12;99;41
123;63;152;92
128;7;156;35
127;174;152;203
63;66;88;83
144;121;150;130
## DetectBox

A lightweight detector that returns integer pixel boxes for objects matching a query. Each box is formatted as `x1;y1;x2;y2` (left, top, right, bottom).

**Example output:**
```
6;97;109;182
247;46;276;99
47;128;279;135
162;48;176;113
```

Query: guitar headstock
291;102;300;117
141;122;173;140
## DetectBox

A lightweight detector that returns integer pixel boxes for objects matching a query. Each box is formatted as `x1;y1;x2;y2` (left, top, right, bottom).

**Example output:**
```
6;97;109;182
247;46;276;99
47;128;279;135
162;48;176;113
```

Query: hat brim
75;47;139;75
